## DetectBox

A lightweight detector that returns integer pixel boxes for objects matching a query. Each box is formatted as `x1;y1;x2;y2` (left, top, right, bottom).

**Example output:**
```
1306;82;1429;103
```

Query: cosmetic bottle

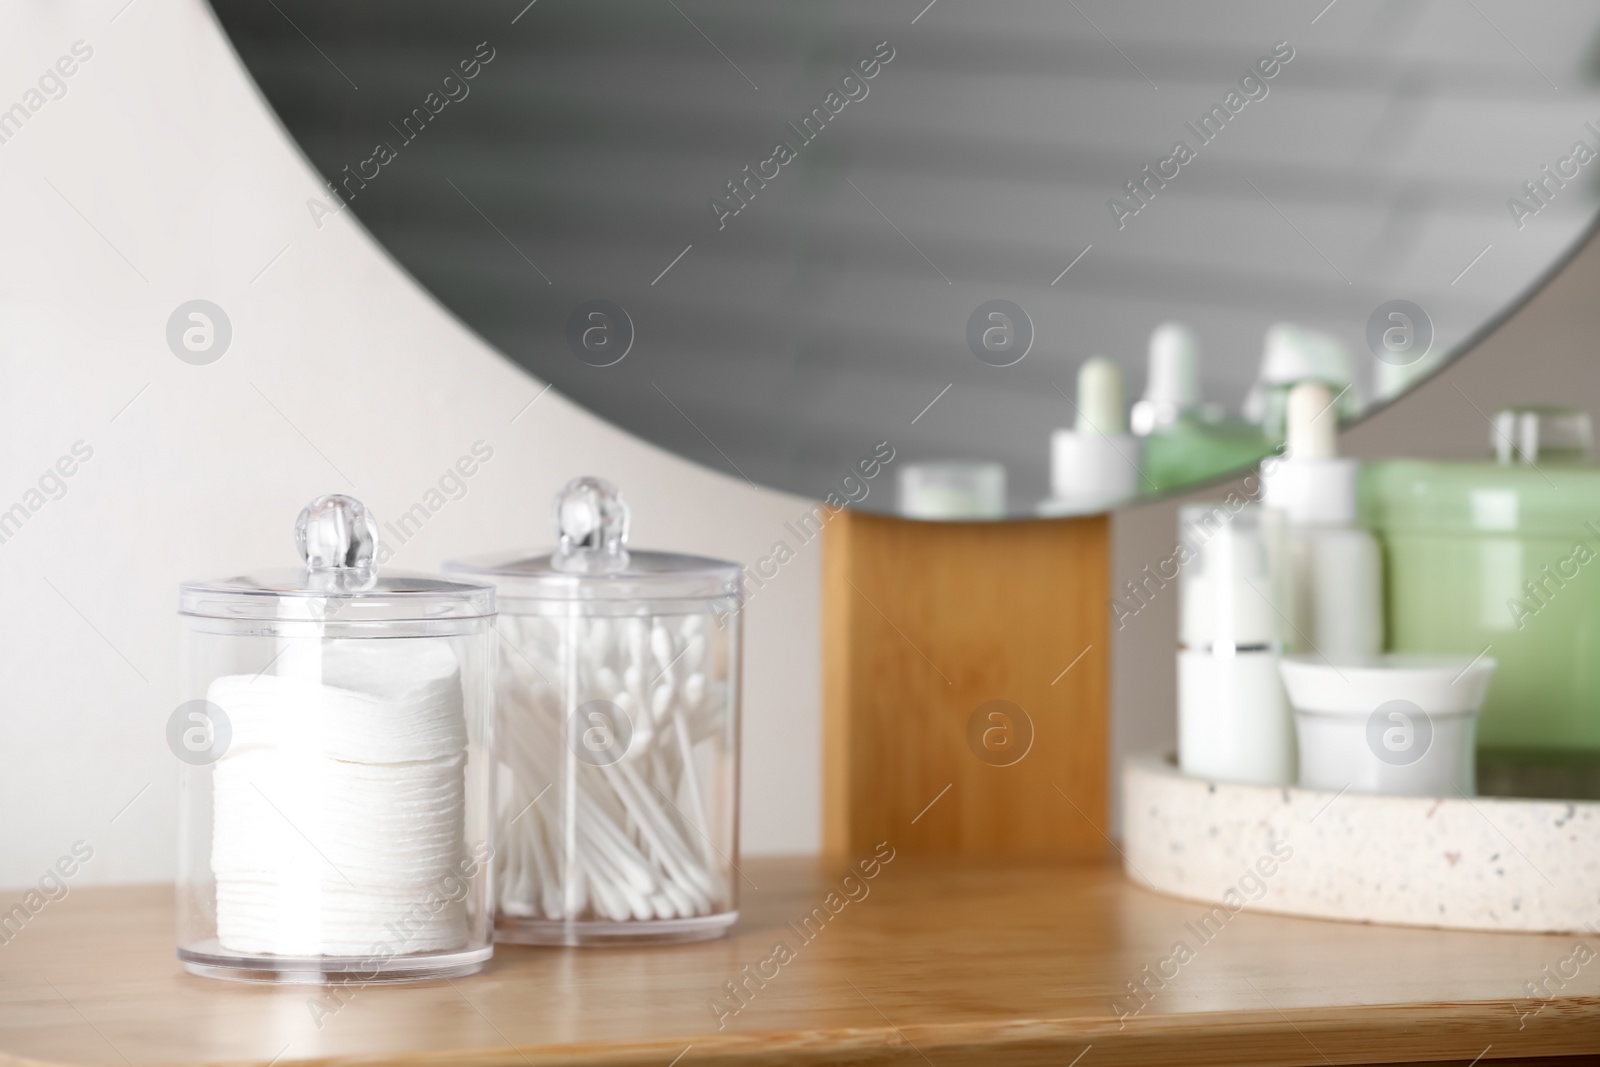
1374;348;1446;404
1134;323;1272;492
446;477;742;945
1131;324;1208;436
1046;356;1138;512
899;460;1006;519
1177;502;1294;784
1365;406;1600;769
1243;323;1358;443
1261;380;1383;663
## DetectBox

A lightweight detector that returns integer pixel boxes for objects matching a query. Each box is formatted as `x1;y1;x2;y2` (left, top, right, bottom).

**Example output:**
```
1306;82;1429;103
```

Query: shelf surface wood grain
3;857;1598;1067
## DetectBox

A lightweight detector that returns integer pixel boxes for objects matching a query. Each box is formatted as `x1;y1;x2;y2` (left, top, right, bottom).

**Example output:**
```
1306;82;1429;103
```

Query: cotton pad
208;638;469;956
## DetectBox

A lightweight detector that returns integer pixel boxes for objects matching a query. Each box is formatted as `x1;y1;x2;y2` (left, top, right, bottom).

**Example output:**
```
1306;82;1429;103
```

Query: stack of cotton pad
496;612;730;924
209;639;468;956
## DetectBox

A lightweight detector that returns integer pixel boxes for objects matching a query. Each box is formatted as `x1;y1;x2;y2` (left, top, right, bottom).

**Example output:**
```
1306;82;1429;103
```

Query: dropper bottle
1135;323;1271;492
1045;356;1139;513
1261;380;1383;663
1131;323;1203;436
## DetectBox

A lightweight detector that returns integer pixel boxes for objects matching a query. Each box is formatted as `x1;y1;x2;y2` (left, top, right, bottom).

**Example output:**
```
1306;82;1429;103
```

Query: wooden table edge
5;997;1594;1067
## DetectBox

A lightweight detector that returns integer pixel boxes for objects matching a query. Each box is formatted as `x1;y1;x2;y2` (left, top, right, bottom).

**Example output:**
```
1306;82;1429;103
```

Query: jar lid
180;494;495;623
445;477;741;604
1362;460;1600;535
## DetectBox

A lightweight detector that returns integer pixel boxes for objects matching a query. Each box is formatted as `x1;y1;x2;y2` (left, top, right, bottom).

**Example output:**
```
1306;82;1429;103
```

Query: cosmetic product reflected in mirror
1137;324;1272;493
1043;356;1138;515
898;461;1006;520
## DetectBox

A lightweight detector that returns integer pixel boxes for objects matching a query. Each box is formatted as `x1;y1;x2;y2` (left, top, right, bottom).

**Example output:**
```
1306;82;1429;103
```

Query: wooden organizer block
822;509;1110;857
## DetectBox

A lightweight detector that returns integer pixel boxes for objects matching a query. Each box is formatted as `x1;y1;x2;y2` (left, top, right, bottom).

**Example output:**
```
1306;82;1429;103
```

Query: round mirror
212;0;1600;518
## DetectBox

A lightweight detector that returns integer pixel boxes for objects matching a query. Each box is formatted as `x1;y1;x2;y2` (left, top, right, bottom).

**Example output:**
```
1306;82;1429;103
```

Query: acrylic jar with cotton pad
176;494;496;983
1280;654;1496;796
446;477;742;945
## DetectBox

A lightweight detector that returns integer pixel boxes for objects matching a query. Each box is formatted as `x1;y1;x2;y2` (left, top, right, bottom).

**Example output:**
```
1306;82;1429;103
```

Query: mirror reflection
212;0;1600;517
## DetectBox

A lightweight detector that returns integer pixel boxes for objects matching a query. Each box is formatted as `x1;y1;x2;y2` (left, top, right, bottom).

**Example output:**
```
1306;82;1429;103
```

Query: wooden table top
2;854;1598;1067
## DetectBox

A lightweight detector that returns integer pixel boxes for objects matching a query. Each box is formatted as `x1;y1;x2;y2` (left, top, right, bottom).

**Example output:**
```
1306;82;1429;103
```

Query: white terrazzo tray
1122;755;1600;935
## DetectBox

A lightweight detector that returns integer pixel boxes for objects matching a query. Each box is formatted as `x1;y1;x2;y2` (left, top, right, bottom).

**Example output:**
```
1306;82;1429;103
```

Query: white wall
0;0;820;888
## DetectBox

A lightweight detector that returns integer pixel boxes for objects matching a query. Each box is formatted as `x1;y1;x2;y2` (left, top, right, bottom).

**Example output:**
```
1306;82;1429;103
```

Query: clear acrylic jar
176;495;496;983
446;477;742;945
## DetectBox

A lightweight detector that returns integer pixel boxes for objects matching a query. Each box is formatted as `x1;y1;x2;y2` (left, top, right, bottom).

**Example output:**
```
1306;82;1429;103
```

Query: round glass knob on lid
551;477;630;574
297;493;378;570
179;494;494;626
445;477;741;604
296;494;380;592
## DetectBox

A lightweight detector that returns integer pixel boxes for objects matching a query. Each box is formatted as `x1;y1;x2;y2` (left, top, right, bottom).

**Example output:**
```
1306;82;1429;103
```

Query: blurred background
3;0;1599;887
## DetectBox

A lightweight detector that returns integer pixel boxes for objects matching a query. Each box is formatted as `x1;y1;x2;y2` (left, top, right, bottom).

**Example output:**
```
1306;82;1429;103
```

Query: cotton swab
493;608;729;929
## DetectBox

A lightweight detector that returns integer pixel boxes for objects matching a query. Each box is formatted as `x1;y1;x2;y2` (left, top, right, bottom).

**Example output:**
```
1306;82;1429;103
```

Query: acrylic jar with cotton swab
447;477;743;945
176;494;497;983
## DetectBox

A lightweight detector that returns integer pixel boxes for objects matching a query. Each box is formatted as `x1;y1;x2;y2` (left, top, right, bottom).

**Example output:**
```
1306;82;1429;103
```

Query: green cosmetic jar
1363;450;1600;766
